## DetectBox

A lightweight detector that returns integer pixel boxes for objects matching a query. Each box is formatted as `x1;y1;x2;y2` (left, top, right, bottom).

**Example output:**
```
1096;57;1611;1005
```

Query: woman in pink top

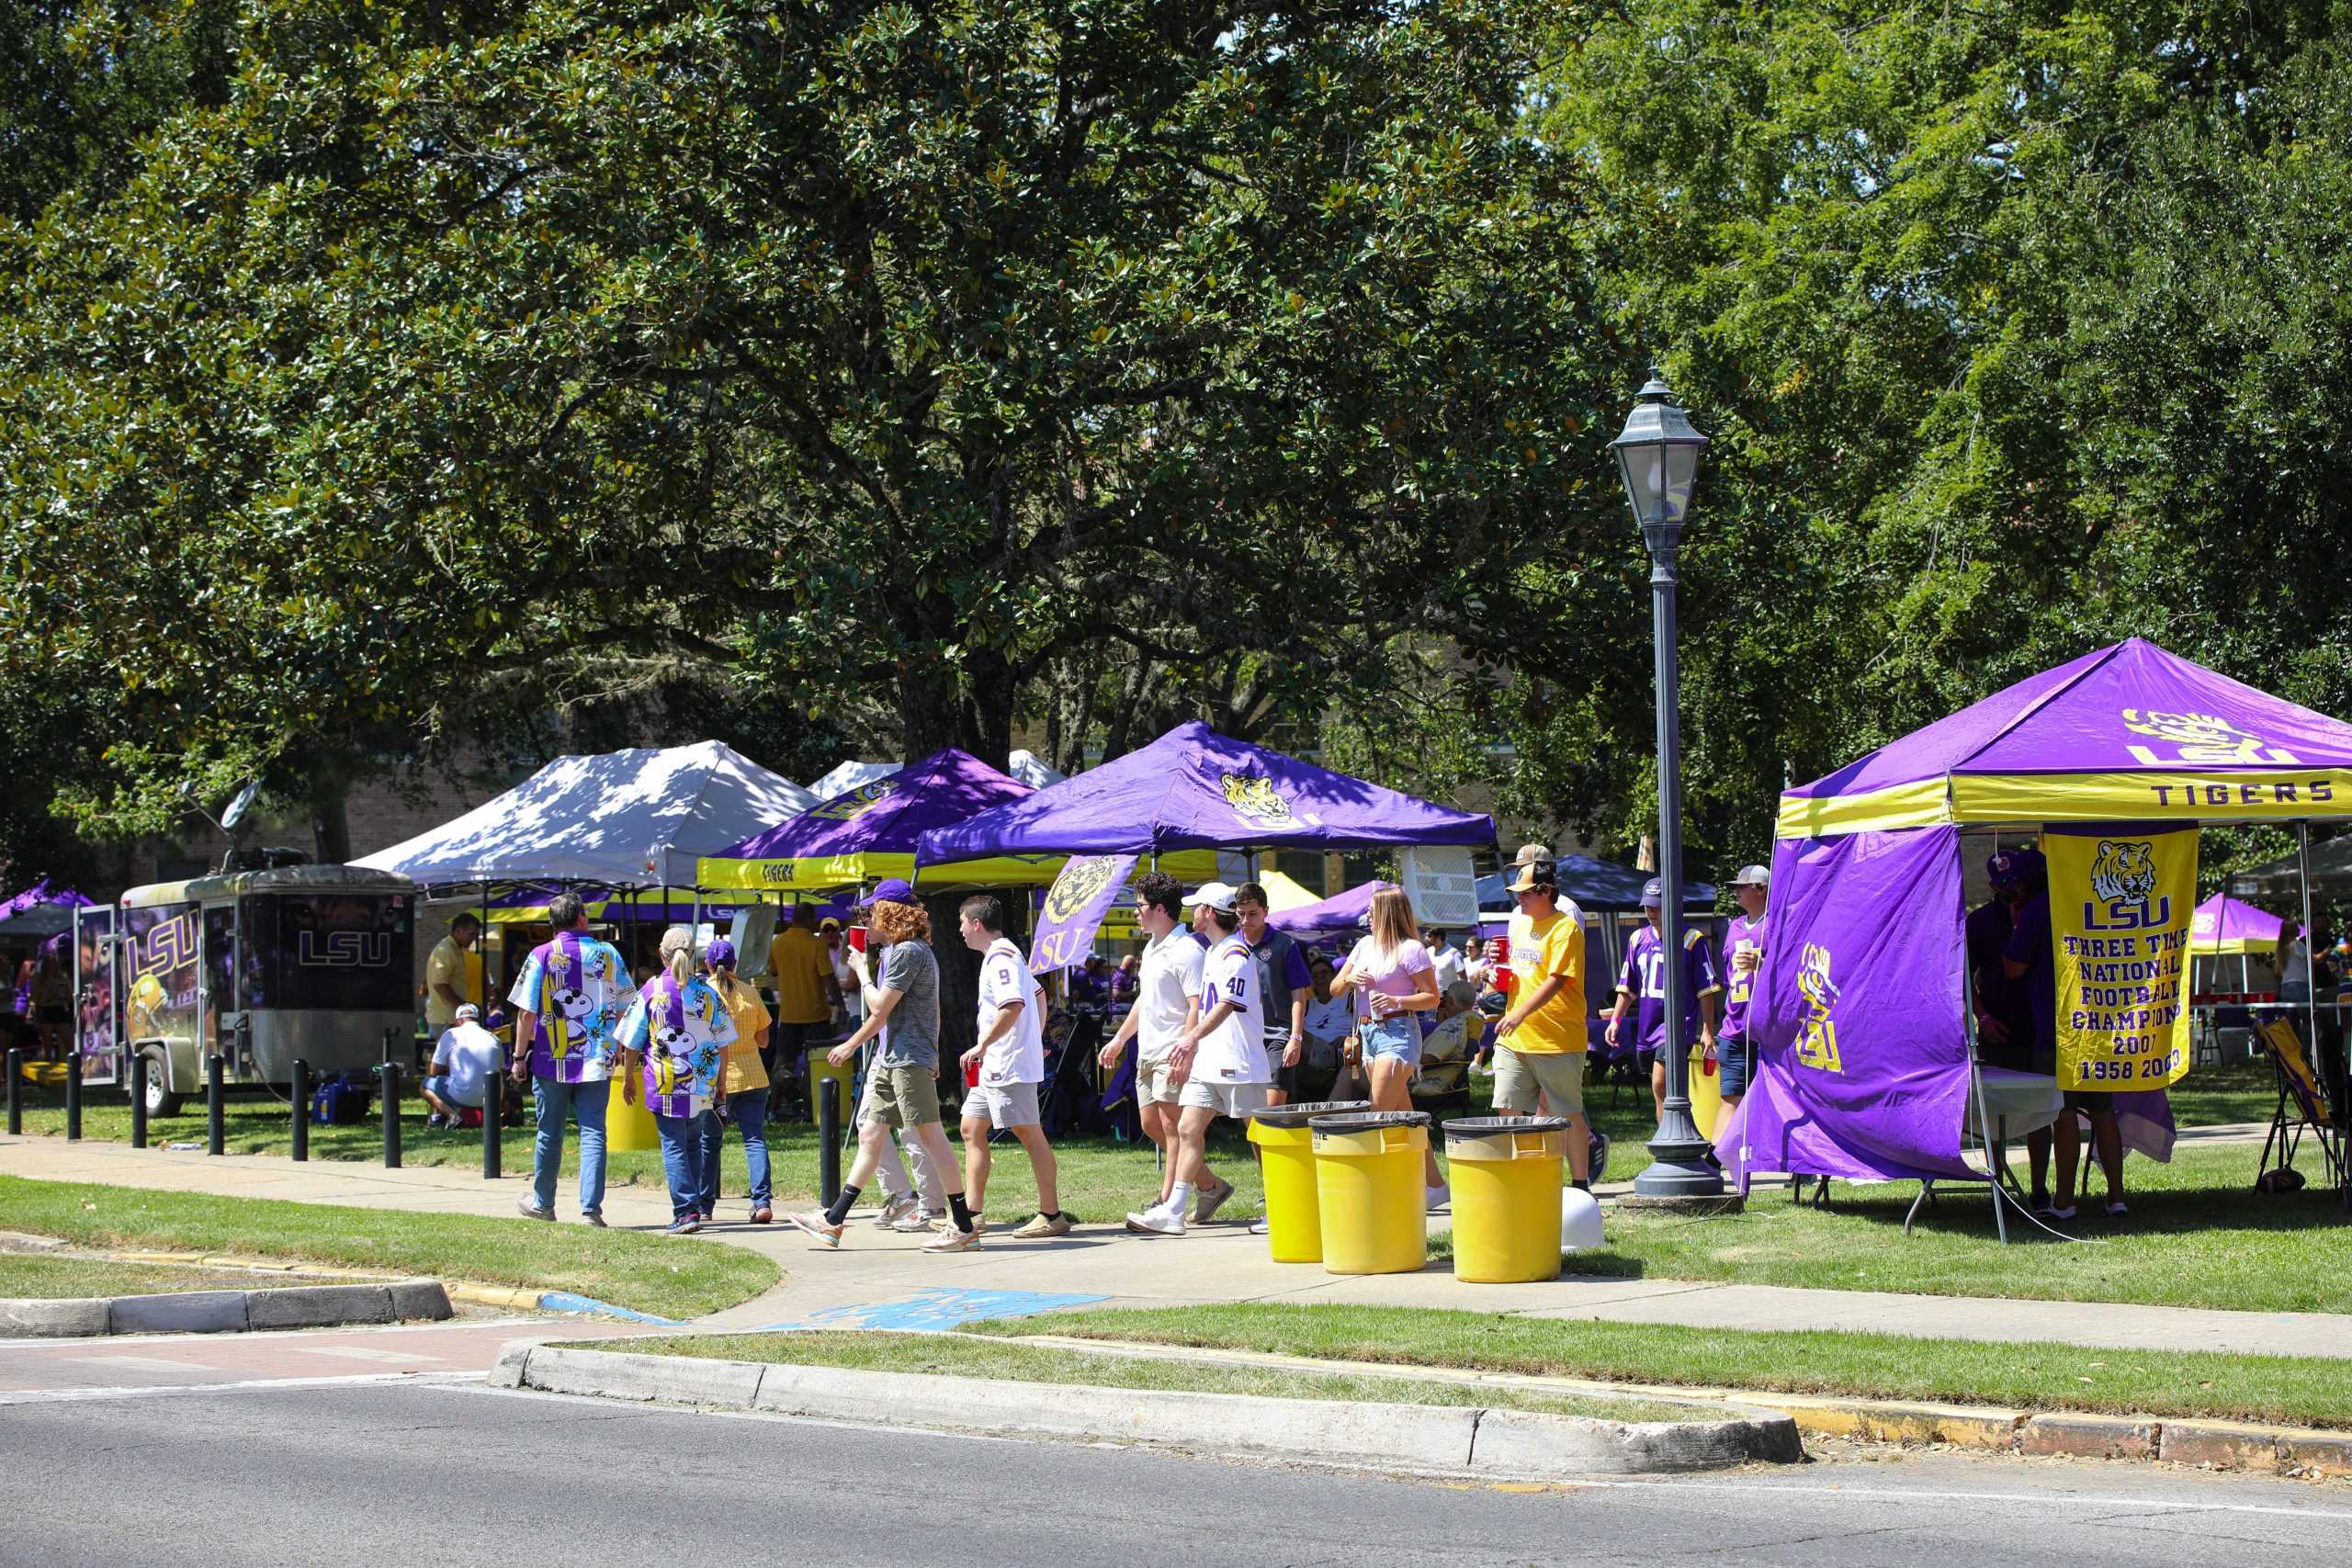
1329;887;1447;1205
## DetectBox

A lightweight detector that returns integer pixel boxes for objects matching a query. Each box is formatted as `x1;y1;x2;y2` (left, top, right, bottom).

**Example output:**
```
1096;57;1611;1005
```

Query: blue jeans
697;1097;770;1211
529;1076;610;1217
654;1110;710;1223
1359;1017;1422;1066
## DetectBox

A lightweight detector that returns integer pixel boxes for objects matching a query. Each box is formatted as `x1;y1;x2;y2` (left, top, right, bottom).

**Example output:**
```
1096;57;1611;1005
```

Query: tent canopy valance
353;741;818;888
914;720;1494;865
697;748;1052;892
1776;638;2352;839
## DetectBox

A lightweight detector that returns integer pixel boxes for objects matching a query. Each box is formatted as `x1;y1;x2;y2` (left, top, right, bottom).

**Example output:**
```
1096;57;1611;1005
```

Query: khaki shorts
1136;1056;1184;1106
960;1080;1042;1129
1177;1077;1272;1118
1493;1047;1586;1116
862;1063;942;1129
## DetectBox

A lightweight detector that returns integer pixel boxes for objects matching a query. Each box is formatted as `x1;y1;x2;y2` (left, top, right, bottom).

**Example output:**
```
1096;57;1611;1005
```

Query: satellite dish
220;779;263;833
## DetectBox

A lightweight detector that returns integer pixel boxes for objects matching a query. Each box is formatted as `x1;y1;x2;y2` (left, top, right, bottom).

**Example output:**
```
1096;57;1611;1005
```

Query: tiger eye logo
2122;709;2300;767
1044;856;1121;923
1220;773;1295;829
809;778;899;821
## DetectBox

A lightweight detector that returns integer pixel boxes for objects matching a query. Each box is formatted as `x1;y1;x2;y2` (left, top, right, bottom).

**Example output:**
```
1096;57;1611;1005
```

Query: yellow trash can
1310;1110;1432;1276
806;1055;854;1126
604;1072;659;1153
1689;1043;1722;1142
1246;1100;1369;1263
1442;1115;1567;1283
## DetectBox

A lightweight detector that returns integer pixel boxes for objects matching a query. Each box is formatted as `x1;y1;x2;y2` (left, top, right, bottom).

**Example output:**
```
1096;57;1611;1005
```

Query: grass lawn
2165;1056;2280;1127
0;1253;286;1298
973;1303;2352;1430
1519;1143;2350;1314
0;1175;777;1317
596;1328;1707;1423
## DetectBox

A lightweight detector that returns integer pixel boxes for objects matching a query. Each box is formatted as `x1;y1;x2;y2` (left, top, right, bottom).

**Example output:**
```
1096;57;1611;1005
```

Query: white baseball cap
455;1003;481;1021
1732;864;1771;888
1186;882;1240;913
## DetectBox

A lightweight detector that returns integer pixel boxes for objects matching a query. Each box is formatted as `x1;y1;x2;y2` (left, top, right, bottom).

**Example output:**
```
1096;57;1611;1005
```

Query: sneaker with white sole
1012;1212;1074;1239
1125;1204;1185;1236
889;1207;936;1234
1193;1177;1235;1224
875;1192;920;1228
1248;1219;1269;1236
922;1224;981;1253
786;1211;844;1249
515;1194;555;1222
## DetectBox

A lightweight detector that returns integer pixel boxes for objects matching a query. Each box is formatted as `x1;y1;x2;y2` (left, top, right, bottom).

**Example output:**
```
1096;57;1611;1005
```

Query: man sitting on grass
424;1003;501;1129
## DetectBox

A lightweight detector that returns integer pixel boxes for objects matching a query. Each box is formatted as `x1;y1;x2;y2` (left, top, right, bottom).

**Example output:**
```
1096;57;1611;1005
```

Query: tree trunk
309;773;351;865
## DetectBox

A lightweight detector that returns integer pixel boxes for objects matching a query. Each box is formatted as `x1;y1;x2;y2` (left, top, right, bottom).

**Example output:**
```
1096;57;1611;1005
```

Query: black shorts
1265;1033;1298;1095
768;1021;826;1070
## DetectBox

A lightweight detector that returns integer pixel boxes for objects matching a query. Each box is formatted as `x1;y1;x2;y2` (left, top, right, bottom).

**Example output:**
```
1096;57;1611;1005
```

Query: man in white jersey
1126;882;1264;1236
954;895;1071;1239
1099;871;1220;1219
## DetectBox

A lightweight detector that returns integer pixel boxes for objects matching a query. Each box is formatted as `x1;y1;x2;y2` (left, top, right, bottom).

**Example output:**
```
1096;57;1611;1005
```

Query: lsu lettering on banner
1029;853;1137;975
2044;826;2197;1092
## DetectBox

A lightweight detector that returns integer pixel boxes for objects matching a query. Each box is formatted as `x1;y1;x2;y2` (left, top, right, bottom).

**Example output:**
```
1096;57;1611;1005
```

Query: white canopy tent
354;741;818;888
803;750;1066;800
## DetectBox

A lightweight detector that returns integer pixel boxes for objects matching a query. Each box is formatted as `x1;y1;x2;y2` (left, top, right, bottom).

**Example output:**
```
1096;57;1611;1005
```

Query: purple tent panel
915;721;1493;863
1785;637;2352;802
1724;826;1974;1185
709;748;1033;864
1;879;92;919
1268;880;1395;940
2190;894;2285;950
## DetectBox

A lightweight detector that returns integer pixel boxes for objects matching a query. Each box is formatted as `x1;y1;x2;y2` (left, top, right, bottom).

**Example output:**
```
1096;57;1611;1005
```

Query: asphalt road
4;1379;2349;1567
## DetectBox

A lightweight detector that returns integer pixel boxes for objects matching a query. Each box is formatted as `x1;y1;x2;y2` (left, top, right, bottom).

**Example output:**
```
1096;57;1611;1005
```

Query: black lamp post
1611;369;1722;1199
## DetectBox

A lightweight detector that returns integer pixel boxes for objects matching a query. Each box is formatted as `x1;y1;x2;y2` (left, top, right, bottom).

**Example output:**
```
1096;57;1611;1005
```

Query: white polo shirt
1193;931;1268;1084
975;936;1046;1087
1135;927;1205;1063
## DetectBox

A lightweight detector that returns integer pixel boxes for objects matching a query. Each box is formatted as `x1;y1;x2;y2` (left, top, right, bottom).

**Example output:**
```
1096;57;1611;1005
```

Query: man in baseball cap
424;1002;500;1129
1719;866;1771;1116
1607;877;1722;1128
1127;880;1264;1235
1491;857;1602;1190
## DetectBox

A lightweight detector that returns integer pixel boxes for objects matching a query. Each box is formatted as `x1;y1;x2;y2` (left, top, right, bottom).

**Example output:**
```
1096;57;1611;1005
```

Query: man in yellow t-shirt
1493;859;1595;1189
424;915;482;1031
766;903;842;1115
702;938;777;1224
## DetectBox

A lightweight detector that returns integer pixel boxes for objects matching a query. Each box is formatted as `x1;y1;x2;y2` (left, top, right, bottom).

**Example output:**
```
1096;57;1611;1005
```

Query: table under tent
1721;637;2352;1237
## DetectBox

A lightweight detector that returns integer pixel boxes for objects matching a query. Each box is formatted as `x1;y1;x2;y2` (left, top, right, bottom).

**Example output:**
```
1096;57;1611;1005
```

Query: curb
1001;1334;2352;1482
487;1343;1802;1476
0;1279;453;1338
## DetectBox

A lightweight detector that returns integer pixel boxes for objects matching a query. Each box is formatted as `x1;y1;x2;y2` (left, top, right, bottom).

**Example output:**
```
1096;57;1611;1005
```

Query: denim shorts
1358;1017;1421;1066
1717;1036;1752;1099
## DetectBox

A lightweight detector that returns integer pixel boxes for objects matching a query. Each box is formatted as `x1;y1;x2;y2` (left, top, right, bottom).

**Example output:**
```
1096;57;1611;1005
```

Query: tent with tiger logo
1724;637;2352;1234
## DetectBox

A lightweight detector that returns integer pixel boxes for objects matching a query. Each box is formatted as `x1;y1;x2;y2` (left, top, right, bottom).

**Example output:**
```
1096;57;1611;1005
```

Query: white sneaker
1248;1219;1270;1236
515;1194;555;1222
1193;1177;1235;1224
1425;1183;1451;1212
889;1207;936;1234
875;1192;920;1228
1125;1204;1185;1236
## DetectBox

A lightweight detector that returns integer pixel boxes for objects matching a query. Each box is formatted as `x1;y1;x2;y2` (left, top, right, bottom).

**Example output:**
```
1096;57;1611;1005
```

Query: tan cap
1512;842;1554;865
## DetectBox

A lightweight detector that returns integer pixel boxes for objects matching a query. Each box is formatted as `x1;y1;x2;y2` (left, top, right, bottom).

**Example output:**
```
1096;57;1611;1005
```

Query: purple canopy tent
696;748;1041;892
0;879;93;940
2191;893;2288;995
1729;638;2352;1236
1268;879;1395;942
915;721;1494;864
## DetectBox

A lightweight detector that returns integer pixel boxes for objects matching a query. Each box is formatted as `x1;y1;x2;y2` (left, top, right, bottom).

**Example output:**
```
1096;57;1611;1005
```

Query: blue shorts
1717;1037;1752;1099
1358;1018;1420;1066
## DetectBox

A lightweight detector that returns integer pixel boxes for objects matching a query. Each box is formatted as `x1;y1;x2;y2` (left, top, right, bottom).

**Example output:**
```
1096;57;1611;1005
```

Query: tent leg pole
1962;953;2008;1244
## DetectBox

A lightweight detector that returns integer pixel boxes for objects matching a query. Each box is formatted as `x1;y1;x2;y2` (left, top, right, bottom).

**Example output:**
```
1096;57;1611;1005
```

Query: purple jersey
1617;924;1723;1052
1720;913;1765;1040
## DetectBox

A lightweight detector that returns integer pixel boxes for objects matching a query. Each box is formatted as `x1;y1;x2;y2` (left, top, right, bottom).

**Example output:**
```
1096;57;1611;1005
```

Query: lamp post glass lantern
1610;369;1722;1198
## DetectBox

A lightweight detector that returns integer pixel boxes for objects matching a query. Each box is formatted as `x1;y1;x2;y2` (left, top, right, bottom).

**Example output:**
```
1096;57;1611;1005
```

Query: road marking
300;1348;441;1365
745;1287;1109;1332
58;1355;220;1375
0;1372;481;1405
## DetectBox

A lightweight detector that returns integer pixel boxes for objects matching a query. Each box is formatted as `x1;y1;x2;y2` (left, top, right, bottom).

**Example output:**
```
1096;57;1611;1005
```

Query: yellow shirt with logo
424;936;481;1029
767;928;834;1025
714;973;773;1095
1507;908;1588;1055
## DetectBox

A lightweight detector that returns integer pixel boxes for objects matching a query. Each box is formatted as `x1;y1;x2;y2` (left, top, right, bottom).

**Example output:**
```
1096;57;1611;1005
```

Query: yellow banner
2044;828;2197;1093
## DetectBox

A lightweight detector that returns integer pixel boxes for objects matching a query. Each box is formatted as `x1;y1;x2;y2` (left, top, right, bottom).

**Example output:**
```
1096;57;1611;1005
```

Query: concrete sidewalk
2;1134;2342;1360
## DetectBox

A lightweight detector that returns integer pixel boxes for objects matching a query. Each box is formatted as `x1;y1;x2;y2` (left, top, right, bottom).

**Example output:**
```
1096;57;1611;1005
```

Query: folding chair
2256;1016;2344;1192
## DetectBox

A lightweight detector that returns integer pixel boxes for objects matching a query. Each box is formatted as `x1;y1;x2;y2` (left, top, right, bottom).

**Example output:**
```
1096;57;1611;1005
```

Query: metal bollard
129;1054;148;1149
481;1069;502;1180
819;1074;842;1208
64;1052;82;1141
206;1053;225;1156
289;1059;311;1162
5;1047;17;1134
379;1062;401;1168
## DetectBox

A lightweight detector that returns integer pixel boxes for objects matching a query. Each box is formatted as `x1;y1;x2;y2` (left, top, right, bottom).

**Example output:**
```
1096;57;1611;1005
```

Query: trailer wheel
139;1054;184;1119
